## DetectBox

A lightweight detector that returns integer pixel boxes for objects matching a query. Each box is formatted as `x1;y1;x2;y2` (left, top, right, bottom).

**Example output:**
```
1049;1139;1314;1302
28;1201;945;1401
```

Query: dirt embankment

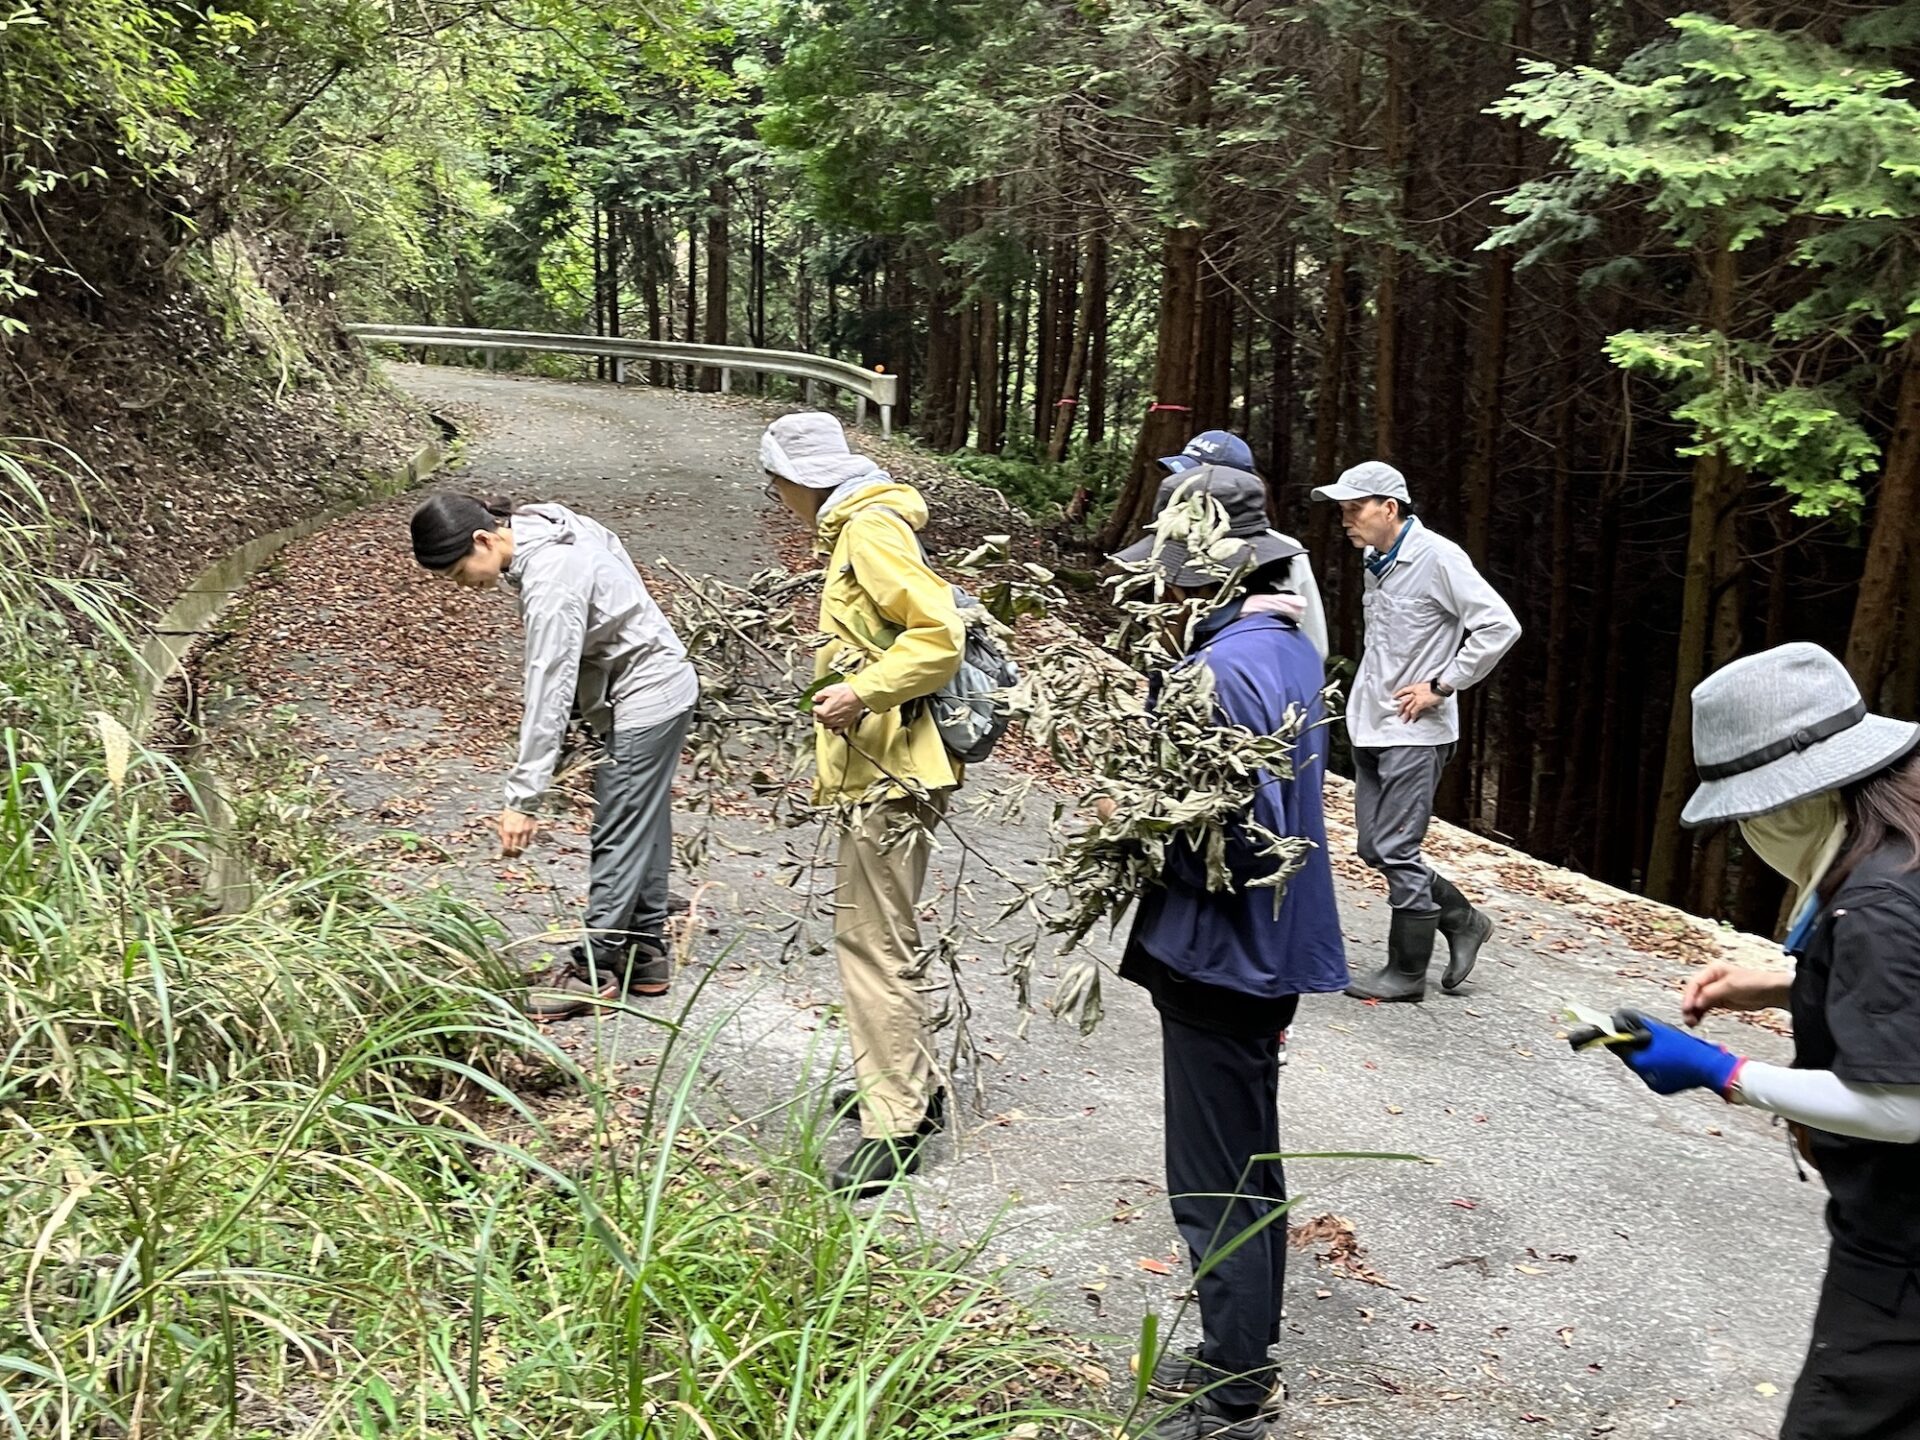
0;229;430;610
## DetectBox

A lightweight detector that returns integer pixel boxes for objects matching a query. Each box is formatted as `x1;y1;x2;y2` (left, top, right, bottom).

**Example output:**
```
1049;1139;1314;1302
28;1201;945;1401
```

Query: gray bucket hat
1682;642;1920;828
1110;466;1303;589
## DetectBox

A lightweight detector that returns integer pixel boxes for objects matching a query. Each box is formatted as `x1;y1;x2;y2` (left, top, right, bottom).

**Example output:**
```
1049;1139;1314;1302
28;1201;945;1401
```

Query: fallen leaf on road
1756;1382;1779;1397
1557;1326;1575;1347
1137;1258;1173;1276
1290;1213;1391;1288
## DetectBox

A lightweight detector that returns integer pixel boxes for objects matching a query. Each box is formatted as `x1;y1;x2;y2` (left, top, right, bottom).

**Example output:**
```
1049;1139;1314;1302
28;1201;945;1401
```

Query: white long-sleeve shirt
1347;518;1521;749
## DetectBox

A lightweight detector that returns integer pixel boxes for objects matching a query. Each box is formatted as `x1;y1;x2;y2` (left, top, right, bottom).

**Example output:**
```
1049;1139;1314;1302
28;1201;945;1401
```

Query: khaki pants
833;794;946;1138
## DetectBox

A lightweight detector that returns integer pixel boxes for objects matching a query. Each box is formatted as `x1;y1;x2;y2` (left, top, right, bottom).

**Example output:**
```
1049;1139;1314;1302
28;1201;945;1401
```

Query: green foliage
946;438;1130;521
1604;329;1879;516
1489;12;1920;515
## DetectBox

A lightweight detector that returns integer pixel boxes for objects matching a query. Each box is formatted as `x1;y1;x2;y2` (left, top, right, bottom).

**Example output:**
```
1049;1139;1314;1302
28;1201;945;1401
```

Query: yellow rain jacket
812;482;964;802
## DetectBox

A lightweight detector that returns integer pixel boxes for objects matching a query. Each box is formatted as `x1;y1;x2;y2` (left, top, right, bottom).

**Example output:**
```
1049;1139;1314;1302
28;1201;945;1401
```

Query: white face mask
1739;791;1847;906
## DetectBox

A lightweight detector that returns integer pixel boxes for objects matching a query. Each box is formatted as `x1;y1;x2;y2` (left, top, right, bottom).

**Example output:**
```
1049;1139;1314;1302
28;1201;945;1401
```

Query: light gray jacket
1348;518;1520;749
502;504;698;810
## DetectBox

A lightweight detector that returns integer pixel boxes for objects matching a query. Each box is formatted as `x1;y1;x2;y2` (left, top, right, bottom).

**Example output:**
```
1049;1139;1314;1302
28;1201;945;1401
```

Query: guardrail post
486;349;496;372
855;396;867;427
881;405;893;439
614;358;627;386
805;380;818;407
720;368;731;394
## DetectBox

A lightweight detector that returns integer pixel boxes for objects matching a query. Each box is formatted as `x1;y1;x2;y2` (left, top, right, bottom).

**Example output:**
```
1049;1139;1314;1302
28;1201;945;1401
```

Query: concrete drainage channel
130;423;454;909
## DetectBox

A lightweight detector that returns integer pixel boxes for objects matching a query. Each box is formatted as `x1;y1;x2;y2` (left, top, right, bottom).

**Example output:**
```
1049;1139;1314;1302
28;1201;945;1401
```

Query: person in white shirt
1310;461;1521;1002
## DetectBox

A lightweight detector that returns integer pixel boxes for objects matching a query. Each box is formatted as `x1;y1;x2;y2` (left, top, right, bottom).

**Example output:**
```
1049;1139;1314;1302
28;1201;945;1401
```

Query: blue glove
1611;1009;1743;1097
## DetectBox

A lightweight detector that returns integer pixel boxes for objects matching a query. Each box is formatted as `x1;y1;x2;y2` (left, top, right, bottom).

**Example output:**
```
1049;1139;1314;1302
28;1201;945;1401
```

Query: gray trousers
583;706;693;967
1352;743;1453;914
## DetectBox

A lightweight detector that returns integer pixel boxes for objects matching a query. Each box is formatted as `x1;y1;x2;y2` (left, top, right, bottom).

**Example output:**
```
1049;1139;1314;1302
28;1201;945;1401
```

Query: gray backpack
876;507;1021;764
930;591;1021;764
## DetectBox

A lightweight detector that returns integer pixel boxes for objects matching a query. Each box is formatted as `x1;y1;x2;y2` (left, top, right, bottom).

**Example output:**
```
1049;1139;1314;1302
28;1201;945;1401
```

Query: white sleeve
504;586;587;812
1732;1061;1920;1144
1435;552;1521;692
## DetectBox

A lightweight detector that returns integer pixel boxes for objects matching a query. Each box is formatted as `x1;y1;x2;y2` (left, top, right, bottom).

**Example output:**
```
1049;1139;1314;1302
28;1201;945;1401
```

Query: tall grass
0;443;1115;1439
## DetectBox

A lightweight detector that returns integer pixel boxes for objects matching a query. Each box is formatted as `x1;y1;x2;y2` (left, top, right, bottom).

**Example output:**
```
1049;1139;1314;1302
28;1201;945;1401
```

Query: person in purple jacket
1107;468;1349;1440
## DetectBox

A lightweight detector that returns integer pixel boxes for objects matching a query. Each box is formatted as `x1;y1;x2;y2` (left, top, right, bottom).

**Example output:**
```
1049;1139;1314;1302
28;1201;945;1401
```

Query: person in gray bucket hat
1589;642;1920;1440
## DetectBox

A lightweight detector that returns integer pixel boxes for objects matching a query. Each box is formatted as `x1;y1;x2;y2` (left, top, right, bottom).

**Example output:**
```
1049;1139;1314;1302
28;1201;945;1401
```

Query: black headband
1697;701;1867;782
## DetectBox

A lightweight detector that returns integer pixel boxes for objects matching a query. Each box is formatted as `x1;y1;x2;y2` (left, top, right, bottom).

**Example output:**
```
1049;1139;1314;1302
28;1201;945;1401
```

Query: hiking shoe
1141;1396;1271;1440
625;941;672;997
830;1129;931;1197
1133;1348;1284;1414
1276;1027;1291;1068
668;892;692;916
831;1086;946;1135
524;959;617;1021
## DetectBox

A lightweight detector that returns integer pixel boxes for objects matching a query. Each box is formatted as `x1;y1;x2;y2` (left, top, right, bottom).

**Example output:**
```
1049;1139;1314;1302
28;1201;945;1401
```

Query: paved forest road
223;364;1824;1440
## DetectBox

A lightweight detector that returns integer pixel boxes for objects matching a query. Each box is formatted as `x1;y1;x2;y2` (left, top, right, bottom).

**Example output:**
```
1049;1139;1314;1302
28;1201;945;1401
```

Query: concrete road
222;364;1824;1440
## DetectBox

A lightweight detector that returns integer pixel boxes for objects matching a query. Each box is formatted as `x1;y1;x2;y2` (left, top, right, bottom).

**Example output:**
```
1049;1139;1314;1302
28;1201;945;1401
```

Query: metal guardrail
345;323;898;436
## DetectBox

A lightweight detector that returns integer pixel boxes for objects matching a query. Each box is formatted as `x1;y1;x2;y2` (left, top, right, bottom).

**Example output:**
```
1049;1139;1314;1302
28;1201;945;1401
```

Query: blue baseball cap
1160;429;1255;474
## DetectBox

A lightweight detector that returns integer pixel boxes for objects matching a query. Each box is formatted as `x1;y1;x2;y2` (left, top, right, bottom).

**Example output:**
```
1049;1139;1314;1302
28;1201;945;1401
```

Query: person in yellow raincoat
759;411;963;1194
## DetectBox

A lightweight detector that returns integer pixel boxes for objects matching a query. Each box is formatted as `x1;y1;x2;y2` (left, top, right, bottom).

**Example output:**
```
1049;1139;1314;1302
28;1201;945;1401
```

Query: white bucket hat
1682;642;1920;828
759;412;879;490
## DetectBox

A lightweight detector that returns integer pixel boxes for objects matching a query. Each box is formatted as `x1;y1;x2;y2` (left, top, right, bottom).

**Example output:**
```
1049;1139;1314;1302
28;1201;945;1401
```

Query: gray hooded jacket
502;504;698;810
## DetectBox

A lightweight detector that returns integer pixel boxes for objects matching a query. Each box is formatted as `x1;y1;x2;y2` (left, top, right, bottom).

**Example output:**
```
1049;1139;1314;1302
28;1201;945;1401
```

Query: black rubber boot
1430;873;1493;994
1344;910;1439;1003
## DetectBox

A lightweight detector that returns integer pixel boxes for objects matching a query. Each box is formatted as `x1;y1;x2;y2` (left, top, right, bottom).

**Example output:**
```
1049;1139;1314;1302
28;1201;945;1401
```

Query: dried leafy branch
663;489;1339;1053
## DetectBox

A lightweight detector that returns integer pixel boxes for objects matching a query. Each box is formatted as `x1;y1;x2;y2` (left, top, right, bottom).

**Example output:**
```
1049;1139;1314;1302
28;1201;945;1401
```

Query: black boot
830;1130;930;1196
1430;874;1493;994
1345;910;1439;1003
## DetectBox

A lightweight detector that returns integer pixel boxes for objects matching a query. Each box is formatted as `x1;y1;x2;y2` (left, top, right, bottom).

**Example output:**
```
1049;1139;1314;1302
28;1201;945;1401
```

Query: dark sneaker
668;892;692;916
830;1130;931;1196
1134;1348;1284;1414
1142;1396;1271;1440
625;942;671;997
524;959;617;1021
831;1086;946;1135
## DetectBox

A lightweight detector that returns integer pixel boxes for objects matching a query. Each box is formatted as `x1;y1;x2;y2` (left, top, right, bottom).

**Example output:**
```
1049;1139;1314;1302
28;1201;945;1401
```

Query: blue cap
1159;429;1255;474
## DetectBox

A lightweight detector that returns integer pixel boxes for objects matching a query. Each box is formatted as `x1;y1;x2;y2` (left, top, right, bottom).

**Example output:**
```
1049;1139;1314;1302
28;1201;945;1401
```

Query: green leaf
799;672;845;713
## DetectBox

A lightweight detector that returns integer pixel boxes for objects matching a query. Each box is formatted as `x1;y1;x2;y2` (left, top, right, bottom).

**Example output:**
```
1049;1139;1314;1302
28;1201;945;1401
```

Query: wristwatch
1430;678;1455;698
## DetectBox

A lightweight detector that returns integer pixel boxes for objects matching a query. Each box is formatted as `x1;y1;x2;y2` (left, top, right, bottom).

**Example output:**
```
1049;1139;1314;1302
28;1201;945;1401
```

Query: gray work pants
1351;743;1453;914
583;706;693;967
